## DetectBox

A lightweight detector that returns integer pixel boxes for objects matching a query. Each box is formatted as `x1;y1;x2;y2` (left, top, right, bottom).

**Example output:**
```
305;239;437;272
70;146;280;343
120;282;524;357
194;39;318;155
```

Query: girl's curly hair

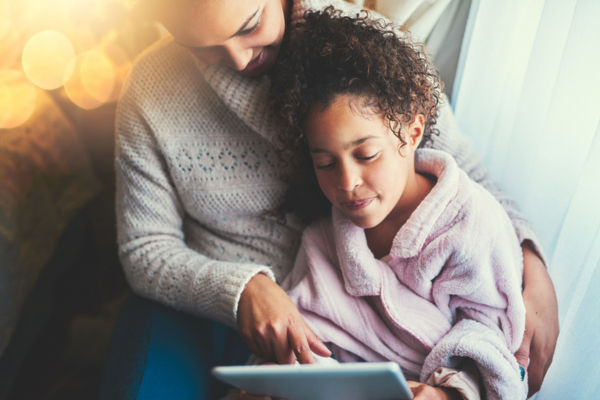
270;7;442;225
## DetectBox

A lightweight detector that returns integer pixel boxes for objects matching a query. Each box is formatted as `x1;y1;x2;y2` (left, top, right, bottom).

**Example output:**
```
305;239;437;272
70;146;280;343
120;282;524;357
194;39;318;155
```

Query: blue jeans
100;294;251;400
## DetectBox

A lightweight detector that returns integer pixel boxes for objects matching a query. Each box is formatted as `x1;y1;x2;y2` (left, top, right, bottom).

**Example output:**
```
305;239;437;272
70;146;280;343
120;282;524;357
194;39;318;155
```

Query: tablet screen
212;362;414;400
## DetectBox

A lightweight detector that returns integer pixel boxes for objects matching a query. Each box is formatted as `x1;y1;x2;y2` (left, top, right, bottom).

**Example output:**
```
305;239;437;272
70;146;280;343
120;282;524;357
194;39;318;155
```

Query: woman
115;0;557;396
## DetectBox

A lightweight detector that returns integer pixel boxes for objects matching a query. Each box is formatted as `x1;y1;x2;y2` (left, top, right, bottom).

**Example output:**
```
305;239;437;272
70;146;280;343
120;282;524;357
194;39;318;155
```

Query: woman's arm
116;61;329;363
515;241;559;395
432;100;559;395
115;81;274;328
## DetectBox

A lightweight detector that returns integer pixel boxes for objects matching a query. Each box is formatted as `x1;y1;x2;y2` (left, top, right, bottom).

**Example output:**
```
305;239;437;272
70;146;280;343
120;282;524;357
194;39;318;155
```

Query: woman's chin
239;49;278;78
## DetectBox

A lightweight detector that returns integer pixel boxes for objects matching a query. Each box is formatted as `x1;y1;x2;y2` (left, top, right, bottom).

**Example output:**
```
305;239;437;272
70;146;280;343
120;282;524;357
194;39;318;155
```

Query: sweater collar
190;0;360;144
189;0;311;144
333;149;460;295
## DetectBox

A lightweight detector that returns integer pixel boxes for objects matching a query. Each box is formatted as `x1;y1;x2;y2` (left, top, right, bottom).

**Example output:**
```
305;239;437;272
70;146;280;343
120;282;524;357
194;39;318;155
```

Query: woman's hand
407;382;462;400
514;241;559;396
237;273;331;364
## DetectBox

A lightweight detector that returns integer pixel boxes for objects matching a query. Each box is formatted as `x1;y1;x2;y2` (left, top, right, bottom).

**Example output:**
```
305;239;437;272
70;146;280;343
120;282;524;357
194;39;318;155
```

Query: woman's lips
342;197;375;211
243;49;266;73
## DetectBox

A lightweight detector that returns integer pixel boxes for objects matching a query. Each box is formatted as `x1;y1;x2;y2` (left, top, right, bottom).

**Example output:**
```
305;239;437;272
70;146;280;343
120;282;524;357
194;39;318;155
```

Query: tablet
211;362;414;400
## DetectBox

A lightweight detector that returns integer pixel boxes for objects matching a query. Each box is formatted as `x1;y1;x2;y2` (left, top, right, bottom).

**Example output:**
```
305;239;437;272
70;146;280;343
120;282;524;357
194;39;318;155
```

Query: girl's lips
342;197;375;211
243;49;266;72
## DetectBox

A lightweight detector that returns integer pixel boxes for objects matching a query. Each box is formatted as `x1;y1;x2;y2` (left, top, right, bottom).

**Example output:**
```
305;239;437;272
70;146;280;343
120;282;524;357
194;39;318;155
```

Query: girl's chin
347;215;383;230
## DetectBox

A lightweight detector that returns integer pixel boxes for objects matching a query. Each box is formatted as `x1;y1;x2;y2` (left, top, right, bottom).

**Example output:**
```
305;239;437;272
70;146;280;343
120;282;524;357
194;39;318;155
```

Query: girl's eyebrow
310;136;380;153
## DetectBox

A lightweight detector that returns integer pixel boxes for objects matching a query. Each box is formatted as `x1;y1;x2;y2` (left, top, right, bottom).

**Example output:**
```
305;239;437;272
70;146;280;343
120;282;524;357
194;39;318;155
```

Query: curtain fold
452;0;600;398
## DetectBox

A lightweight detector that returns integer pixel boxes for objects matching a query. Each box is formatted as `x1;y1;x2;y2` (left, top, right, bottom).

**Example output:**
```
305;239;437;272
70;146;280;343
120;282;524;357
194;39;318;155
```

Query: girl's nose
337;164;361;192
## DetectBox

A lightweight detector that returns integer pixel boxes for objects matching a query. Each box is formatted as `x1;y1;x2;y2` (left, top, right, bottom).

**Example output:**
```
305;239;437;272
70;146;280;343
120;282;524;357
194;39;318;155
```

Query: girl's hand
407;381;462;400
237;390;285;400
236;364;284;400
514;241;559;396
237;273;331;364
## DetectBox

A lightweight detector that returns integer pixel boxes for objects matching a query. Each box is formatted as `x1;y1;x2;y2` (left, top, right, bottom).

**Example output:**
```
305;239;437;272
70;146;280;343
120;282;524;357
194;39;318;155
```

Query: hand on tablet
238;274;332;364
237;389;284;400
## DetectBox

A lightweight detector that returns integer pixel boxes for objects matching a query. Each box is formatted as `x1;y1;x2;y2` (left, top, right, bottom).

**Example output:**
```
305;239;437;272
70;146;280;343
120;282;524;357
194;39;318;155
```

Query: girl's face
157;0;290;78
304;95;423;230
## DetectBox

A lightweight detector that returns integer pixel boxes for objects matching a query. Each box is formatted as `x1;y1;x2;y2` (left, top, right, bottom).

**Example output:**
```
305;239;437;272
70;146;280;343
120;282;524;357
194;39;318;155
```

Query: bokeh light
0;1;11;39
64;49;115;110
0;81;12;128
103;42;130;102
22;30;76;90
0;69;37;129
0;16;11;42
8;0;46;32
0;22;20;70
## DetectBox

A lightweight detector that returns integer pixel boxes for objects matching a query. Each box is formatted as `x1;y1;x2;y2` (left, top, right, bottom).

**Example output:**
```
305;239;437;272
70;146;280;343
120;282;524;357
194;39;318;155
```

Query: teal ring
519;366;525;381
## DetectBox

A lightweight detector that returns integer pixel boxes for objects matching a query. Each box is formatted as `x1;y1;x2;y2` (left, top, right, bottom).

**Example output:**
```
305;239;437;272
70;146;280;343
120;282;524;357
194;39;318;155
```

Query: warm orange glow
0;69;37;129
0;22;20;70
0;81;11;128
64;49;115;110
0;1;11;37
103;42;130;102
8;0;46;31
0;16;11;42
22;30;76;90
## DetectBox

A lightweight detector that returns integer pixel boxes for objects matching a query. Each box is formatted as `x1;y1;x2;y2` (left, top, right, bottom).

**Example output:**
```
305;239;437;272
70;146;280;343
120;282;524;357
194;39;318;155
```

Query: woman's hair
269;7;442;225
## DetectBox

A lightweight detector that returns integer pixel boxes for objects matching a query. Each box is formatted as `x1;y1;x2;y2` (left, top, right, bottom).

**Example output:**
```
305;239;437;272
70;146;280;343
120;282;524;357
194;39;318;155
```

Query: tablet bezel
211;361;414;400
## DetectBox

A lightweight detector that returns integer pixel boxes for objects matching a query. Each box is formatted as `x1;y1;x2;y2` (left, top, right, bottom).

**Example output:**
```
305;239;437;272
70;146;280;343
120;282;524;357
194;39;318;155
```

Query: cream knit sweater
115;0;544;328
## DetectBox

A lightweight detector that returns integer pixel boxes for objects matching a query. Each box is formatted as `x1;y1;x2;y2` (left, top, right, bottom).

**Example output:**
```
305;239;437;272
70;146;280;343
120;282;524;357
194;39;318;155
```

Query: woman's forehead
157;0;265;48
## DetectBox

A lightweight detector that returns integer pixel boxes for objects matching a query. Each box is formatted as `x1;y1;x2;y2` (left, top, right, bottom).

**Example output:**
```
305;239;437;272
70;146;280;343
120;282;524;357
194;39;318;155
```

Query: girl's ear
407;114;425;149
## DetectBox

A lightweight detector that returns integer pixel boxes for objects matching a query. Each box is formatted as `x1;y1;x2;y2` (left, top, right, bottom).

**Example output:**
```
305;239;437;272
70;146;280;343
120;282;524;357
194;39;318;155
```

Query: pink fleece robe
281;148;527;400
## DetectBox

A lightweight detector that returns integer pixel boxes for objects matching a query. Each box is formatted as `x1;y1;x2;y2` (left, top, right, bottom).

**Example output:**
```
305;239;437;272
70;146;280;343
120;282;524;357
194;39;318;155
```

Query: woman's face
158;0;290;78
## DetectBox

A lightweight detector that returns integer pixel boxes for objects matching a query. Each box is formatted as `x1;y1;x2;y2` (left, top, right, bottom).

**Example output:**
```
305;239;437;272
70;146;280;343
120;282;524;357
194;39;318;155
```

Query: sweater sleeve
115;77;275;328
432;99;547;264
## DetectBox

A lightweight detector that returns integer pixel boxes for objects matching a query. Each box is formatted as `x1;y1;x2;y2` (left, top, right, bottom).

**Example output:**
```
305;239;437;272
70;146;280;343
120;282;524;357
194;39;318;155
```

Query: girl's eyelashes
314;152;380;170
315;162;335;170
357;152;380;161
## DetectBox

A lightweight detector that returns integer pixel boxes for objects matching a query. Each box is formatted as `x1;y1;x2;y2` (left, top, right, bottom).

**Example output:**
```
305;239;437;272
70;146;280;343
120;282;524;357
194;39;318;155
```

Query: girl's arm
432;100;558;395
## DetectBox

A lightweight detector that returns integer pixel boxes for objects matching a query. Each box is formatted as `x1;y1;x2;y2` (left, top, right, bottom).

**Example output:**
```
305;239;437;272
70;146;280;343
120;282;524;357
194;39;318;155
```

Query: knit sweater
115;0;545;328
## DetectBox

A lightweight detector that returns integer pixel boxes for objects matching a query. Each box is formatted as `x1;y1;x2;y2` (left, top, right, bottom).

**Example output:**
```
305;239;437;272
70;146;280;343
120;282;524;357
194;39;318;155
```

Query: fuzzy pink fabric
282;149;528;400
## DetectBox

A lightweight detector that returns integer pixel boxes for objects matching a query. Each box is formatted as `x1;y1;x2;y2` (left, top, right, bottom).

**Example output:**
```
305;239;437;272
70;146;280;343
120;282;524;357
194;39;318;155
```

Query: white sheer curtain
452;0;600;398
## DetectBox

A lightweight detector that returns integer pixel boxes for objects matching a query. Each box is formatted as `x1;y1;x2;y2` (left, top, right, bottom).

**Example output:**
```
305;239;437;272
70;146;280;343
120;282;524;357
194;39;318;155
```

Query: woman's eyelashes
239;13;262;36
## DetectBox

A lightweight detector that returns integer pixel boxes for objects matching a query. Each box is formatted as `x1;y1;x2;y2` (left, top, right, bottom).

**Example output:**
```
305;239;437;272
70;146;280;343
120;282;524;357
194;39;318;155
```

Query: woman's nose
193;43;253;71
337;164;361;192
221;43;254;71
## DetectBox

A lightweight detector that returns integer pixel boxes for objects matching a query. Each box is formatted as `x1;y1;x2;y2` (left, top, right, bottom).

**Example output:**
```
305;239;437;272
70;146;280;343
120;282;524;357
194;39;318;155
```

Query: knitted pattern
115;0;544;328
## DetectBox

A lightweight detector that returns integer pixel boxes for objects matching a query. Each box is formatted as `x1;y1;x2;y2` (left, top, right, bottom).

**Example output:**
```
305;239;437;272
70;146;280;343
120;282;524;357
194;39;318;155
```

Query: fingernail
519;366;525;381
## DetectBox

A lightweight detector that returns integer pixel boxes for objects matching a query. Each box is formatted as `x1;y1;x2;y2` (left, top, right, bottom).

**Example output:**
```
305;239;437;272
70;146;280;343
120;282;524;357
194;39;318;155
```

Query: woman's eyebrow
231;7;260;38
182;7;260;52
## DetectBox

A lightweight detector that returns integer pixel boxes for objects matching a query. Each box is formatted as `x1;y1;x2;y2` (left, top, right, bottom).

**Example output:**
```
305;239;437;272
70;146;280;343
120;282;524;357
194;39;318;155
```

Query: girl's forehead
156;0;265;48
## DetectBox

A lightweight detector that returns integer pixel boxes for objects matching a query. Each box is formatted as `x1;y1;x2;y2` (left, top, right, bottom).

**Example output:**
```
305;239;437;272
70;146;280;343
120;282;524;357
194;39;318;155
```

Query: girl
114;0;556;395
267;8;527;400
